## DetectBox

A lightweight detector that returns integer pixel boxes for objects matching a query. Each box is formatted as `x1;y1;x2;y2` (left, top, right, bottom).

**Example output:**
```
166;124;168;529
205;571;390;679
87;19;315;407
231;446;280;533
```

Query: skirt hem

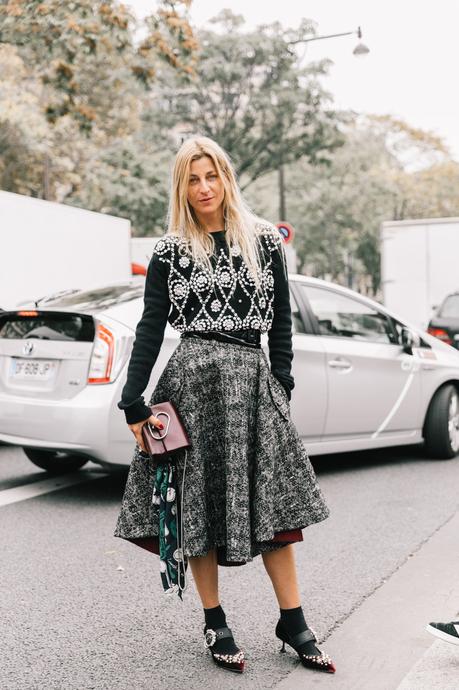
113;511;329;566
115;528;304;567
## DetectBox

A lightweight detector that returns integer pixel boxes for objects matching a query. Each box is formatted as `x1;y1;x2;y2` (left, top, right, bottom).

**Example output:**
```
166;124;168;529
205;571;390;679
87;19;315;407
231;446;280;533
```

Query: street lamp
353;27;370;56
296;26;370;56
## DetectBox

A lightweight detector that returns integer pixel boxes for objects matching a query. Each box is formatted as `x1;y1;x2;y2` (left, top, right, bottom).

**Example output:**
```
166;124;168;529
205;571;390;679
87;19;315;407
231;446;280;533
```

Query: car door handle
328;358;352;370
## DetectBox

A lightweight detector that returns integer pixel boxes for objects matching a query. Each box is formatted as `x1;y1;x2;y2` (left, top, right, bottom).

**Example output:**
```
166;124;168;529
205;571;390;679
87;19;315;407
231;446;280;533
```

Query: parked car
427;292;459;350
1;275;459;474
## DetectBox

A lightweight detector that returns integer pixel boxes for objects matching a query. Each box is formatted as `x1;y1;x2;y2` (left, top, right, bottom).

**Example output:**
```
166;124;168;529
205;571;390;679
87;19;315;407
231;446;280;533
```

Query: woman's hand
128;414;164;454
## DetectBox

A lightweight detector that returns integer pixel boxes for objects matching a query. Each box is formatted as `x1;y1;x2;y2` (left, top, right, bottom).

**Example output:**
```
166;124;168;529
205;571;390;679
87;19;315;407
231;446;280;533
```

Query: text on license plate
11;358;57;380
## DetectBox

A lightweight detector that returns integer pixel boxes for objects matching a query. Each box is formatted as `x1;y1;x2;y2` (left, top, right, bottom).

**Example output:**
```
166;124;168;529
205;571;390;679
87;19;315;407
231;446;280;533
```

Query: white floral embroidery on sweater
153;225;283;334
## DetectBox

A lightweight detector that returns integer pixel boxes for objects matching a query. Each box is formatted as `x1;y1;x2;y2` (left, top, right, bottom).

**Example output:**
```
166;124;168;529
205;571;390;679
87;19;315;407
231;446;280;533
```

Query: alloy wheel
447;392;459;452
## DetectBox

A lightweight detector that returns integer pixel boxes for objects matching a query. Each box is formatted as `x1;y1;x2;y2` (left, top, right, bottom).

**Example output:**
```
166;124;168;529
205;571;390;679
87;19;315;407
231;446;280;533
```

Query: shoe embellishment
301;652;333;666
212;650;245;663
276;619;335;674
204;628;217;648
203;624;245;672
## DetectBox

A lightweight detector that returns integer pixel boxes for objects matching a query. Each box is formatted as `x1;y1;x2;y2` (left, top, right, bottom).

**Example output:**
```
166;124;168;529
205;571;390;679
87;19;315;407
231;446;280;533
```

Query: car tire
424;384;459;459
23;447;89;474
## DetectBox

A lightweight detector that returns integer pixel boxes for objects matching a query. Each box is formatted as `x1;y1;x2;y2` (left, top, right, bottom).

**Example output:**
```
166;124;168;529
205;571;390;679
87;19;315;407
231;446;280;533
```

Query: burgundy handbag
141;400;191;459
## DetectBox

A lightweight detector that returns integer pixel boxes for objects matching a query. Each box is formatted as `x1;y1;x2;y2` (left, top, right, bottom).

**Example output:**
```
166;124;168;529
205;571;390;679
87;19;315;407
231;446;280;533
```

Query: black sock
204;604;239;655
280;606;321;657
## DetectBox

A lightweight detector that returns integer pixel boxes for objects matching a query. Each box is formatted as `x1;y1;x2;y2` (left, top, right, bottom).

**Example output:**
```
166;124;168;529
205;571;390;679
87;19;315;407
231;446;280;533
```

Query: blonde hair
165;135;274;294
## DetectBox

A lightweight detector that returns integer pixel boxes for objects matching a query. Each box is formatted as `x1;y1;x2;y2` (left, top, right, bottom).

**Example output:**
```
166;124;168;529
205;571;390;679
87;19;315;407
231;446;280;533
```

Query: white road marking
0;470;109;507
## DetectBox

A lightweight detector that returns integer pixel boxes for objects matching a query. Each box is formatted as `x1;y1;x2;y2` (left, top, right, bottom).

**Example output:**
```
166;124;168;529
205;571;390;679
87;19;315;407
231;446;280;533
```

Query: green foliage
0;1;195;207
164;10;344;188
246;114;459;296
0;0;198;134
70;129;174;236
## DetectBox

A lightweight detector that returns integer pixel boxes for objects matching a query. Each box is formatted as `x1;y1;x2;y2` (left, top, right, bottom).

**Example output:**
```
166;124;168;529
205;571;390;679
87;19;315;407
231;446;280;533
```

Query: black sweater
118;224;294;424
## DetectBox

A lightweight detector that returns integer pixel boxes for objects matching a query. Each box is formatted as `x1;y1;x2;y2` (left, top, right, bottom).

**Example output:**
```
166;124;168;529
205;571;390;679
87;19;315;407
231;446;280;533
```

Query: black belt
181;328;261;349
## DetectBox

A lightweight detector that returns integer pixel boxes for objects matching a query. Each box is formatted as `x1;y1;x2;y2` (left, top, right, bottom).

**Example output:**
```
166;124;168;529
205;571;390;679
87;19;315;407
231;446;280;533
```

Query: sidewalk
275;510;459;690
397;640;459;690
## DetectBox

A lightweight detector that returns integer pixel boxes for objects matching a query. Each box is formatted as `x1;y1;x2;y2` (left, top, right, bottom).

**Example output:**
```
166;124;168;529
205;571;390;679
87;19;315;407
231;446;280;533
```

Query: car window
439;295;459;318
300;285;397;344
39;284;144;310
0;312;94;341
290;289;306;334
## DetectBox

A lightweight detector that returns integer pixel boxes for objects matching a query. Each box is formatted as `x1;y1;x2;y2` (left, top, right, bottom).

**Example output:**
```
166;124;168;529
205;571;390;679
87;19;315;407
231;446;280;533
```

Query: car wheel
424;384;459;459
23;447;89;474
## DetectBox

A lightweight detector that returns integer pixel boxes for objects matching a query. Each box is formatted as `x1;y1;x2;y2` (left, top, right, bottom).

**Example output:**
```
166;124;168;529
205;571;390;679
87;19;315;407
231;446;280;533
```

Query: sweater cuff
271;370;294;400
118;398;152;425
282;385;292;402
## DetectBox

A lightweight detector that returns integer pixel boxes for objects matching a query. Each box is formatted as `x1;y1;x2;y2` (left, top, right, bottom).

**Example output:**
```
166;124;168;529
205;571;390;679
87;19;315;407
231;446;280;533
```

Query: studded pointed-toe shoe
203;624;245;673
275;619;336;674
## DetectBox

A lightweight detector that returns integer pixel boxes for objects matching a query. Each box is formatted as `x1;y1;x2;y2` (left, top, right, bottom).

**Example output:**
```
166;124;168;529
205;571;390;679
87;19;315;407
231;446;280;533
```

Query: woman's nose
199;178;210;193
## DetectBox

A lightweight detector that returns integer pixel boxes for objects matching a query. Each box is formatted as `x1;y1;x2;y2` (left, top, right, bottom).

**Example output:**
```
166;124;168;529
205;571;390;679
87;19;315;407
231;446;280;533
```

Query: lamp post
292;26;369;55
278;26;369;223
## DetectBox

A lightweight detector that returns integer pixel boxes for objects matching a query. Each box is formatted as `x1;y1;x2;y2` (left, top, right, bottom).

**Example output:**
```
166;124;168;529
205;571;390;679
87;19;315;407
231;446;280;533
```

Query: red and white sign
276;222;295;244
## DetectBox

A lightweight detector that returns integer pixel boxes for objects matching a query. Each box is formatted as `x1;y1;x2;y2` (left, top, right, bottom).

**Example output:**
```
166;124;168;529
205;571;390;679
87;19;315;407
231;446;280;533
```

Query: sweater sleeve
117;244;171;424
267;234;295;400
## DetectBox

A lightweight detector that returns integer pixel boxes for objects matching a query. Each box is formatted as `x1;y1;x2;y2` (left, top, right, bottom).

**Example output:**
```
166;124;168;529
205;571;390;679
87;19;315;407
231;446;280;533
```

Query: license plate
10;358;56;380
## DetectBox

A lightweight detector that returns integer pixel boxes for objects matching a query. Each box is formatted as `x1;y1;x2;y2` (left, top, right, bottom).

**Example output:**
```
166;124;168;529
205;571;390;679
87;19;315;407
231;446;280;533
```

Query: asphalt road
2;442;459;690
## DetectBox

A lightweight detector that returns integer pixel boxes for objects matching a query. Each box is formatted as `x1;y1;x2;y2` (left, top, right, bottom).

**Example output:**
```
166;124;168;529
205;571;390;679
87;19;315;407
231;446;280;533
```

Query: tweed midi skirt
114;335;330;566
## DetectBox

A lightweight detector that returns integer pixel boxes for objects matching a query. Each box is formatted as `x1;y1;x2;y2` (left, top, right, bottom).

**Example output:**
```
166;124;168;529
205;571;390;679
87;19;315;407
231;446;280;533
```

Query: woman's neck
196;210;225;233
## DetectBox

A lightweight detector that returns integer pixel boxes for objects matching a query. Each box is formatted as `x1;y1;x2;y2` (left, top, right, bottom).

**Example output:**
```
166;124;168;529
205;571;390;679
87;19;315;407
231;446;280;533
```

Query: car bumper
0;382;134;469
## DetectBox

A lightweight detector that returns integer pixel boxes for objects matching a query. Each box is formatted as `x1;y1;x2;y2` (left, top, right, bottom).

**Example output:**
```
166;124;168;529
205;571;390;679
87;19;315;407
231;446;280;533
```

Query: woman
114;136;335;675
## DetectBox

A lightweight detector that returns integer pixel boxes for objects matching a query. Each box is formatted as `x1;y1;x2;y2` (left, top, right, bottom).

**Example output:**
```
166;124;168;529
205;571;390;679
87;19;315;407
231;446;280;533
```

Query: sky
128;0;459;160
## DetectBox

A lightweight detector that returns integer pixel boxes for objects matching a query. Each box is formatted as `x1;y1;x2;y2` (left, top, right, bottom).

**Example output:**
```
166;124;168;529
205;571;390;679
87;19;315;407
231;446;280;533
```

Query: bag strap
176;448;188;597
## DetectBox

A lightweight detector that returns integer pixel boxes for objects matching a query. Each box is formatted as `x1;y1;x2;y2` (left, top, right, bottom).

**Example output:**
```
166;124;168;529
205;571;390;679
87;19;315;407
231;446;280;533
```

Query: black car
428;292;459;349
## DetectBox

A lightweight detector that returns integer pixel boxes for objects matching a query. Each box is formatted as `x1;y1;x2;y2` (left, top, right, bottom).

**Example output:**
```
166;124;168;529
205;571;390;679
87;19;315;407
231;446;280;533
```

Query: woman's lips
200;197;213;203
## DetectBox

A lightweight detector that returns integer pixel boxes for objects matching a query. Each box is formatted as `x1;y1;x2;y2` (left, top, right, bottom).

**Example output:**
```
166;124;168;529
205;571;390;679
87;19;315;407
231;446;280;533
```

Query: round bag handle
147;411;170;440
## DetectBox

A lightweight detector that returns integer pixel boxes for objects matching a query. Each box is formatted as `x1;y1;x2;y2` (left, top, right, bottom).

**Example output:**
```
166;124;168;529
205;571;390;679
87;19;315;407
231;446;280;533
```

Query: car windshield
439;295;459;318
41;284;144;311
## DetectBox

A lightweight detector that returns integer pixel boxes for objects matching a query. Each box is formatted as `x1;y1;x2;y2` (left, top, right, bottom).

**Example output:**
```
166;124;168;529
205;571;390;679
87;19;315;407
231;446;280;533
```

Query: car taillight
427;327;453;346
87;319;134;384
88;323;115;383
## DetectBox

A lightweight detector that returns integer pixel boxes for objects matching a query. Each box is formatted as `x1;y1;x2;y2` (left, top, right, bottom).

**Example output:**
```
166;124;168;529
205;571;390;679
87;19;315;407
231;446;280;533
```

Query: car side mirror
400;327;421;354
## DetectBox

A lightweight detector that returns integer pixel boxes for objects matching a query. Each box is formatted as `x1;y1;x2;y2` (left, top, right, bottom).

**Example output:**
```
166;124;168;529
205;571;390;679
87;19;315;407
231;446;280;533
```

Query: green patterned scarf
152;460;188;599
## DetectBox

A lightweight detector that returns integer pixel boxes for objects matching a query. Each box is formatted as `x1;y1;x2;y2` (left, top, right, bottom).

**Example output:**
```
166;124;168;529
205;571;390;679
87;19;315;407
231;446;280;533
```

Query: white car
1;275;458;473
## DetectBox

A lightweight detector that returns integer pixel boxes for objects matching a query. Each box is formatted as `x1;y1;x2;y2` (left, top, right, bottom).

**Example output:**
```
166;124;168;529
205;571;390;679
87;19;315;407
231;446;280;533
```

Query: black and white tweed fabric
114;336;330;565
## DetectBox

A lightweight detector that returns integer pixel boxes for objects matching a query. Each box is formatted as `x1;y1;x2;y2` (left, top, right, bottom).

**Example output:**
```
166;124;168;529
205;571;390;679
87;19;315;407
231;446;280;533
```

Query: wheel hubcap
448;392;459;452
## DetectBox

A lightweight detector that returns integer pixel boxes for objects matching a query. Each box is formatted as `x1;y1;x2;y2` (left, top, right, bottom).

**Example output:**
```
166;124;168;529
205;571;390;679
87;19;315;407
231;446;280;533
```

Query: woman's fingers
147;414;164;429
135;430;148;454
128;415;164;455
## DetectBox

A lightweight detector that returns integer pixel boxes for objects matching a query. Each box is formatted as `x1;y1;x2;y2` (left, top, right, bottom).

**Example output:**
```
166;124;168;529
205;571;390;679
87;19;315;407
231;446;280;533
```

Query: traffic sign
276;222;295;243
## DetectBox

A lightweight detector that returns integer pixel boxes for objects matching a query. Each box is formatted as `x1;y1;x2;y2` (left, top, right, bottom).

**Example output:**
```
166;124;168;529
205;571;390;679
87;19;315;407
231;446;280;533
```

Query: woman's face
187;156;225;223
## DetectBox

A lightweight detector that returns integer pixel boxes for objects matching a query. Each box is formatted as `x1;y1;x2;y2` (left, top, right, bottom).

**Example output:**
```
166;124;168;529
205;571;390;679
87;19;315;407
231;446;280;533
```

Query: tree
367;114;454;221
0;44;53;195
0;0;197;200
275;118;398;290
164;9;343;209
0;1;198;133
70;121;175;236
247;113;459;296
